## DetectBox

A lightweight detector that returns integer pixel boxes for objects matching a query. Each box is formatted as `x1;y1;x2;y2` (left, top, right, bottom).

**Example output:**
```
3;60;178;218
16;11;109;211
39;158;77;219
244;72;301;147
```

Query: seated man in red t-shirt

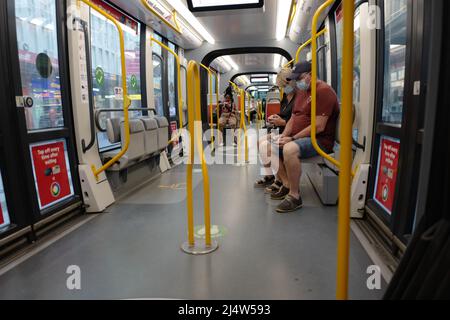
271;62;340;213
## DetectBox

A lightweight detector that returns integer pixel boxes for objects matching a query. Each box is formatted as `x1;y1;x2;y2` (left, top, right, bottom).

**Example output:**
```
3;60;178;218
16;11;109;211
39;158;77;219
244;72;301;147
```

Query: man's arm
292;116;329;140
281;118;294;137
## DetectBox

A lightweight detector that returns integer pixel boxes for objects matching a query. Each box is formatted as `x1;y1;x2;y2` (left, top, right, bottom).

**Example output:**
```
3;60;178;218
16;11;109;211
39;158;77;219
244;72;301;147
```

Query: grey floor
0;159;385;300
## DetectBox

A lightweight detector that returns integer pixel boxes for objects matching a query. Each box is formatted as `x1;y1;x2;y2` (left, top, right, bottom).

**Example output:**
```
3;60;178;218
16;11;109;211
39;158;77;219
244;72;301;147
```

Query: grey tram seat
140;117;159;156
154;116;169;151
303;104;356;205
103;118;146;171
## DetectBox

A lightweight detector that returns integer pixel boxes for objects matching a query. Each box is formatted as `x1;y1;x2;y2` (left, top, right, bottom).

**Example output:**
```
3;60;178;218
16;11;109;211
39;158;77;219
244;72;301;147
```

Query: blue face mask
296;80;310;91
284;85;294;95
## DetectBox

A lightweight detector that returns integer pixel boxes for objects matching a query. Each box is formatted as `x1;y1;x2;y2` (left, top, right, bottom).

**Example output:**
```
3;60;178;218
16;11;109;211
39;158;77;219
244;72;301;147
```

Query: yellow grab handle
186;61;212;246
296;28;327;63
336;0;355;301
239;89;249;163
200;64;214;142
311;2;340;169
140;0;182;35
79;0;131;180
151;37;184;130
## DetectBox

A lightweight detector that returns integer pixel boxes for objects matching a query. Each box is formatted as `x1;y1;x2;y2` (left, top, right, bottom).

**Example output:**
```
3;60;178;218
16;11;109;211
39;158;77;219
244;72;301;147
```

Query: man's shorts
275;137;329;160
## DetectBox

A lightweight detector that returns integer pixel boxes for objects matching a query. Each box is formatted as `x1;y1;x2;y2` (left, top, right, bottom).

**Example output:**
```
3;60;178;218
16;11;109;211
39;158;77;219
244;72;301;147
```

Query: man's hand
277;136;294;147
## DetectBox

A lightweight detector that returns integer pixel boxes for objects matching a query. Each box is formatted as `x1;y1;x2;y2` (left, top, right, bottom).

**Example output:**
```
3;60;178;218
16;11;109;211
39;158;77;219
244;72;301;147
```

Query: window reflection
15;0;64;131
152;34;164;116
382;0;407;125
0;170;10;231
168;42;177;118
90;6;142;151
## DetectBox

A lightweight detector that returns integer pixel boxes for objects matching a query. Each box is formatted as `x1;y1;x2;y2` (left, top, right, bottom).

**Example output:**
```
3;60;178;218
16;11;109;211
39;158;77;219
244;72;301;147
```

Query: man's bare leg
283;142;302;199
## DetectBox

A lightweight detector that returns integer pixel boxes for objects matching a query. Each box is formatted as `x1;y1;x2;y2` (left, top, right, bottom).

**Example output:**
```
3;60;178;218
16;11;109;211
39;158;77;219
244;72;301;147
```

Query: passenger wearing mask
271;62;339;213
254;68;297;189
218;88;238;131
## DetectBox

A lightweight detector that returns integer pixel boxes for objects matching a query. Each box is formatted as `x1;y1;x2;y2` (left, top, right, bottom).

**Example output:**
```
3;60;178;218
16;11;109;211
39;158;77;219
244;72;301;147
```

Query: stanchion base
181;240;219;255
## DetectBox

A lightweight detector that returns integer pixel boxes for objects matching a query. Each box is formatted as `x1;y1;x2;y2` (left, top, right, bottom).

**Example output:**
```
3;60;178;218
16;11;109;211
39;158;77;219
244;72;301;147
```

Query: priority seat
103;118;146;171
154;116;169;151
140;117;159;156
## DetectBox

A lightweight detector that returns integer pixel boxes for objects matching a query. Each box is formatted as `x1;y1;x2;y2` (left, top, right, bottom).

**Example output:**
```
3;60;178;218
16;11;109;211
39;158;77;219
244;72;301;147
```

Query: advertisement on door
0;202;4;226
30;139;74;210
374;136;401;215
0;172;10;228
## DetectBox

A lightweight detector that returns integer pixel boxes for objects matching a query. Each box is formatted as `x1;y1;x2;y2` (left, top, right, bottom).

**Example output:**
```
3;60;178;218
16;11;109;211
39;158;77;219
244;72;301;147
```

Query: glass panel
381;0;407;125
353;6;362;141
90;7;142;151
168;42;177;118
152;34;164;116
0;170;11;230
335;2;344;99
29;139;75;211
15;0;64;131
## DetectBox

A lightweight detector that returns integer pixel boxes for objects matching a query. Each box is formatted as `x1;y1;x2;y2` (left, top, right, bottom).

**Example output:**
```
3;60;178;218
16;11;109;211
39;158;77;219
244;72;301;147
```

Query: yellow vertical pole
186;63;196;247
336;0;354;300
200;64;214;143
240;89;249;163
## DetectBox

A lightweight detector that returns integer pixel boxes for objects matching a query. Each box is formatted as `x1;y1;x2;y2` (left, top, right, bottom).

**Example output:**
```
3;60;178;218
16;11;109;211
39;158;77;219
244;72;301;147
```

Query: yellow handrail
151;37;184;131
212;70;220;142
200;64;214;142
239;89;249;163
336;0;354;300
311;2;340;169
186;61;212;247
296;28;328;63
79;0;131;180
247;91;252;124
140;0;182;35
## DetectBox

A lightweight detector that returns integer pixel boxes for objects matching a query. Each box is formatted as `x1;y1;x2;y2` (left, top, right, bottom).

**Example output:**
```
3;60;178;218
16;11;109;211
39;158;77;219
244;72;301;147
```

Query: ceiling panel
192;0;278;43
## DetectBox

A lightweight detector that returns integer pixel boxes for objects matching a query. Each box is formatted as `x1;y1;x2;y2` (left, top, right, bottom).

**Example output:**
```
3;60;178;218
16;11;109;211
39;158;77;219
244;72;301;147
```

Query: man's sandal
276;195;303;213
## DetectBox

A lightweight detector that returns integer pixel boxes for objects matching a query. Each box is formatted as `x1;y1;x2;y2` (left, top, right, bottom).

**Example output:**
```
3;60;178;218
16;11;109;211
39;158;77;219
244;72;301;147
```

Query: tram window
152;34;164;117
317;34;327;82
89;5;143;151
168;42;178;118
15;0;64;131
353;6;361;107
0;170;11;231
335;2;344;99
381;0;407;125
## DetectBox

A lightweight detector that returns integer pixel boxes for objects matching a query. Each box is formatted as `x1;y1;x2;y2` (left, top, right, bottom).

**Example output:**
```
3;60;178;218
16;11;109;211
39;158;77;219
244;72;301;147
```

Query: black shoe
276;195;303;213
265;180;283;194
271;186;290;200
254;176;275;188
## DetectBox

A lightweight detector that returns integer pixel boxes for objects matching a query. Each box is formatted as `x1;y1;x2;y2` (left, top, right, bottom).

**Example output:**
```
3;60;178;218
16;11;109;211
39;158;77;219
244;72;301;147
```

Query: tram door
366;0;429;246
3;0;82;223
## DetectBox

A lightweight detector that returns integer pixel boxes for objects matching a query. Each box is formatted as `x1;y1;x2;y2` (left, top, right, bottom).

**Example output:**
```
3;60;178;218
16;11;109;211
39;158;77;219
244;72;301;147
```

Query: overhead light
188;0;264;12
44;23;54;31
273;55;282;69
251;77;269;83
276;0;292;41
222;55;239;70
30;17;45;26
165;0;216;44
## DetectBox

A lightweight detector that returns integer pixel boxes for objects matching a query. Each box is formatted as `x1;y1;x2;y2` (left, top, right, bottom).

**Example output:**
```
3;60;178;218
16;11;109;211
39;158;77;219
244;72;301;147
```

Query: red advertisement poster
0;204;4;225
30;140;73;210
374;136;401;215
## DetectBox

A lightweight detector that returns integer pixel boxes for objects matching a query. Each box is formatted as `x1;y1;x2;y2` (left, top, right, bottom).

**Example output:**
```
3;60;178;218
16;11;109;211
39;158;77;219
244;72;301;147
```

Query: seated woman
254;68;296;189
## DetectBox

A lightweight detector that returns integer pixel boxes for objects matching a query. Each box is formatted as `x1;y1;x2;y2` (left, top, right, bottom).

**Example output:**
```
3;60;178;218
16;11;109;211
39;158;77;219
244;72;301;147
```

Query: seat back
120;119;146;163
154;116;169;151
141;117;159;156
